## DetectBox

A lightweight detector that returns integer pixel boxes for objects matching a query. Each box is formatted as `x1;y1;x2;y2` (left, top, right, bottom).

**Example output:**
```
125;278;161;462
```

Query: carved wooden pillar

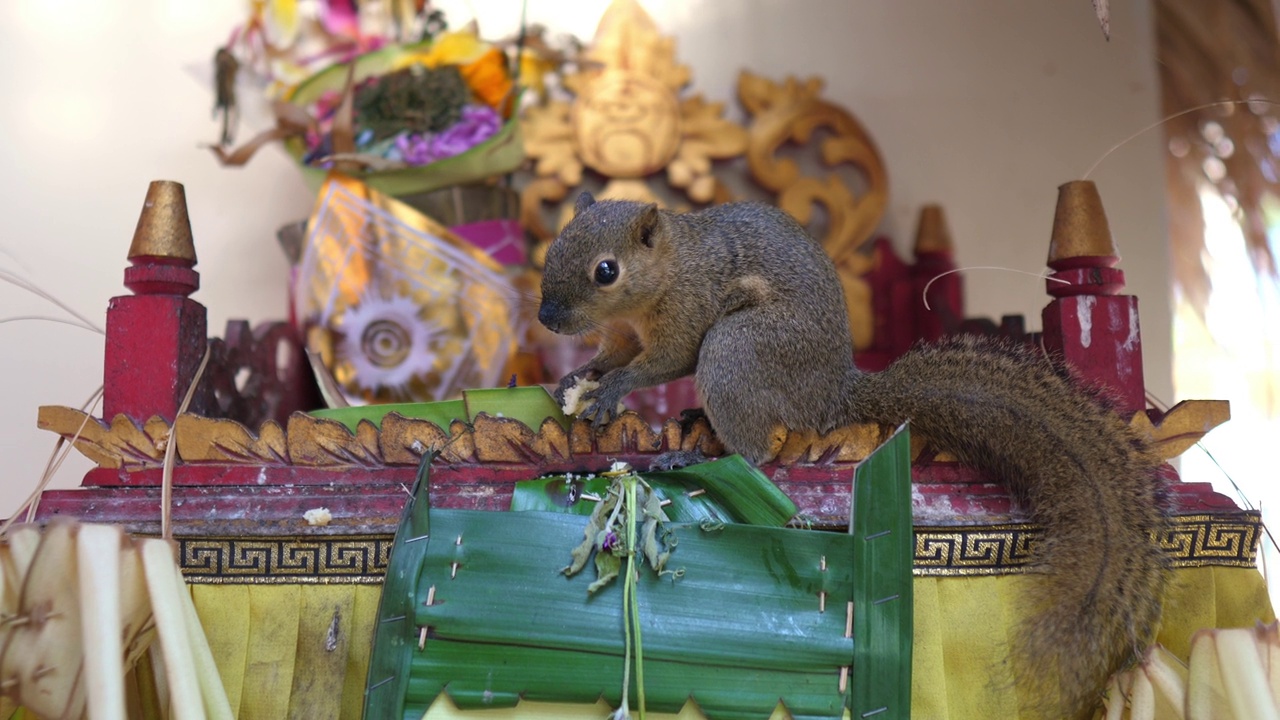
1040;180;1146;414
102;181;209;422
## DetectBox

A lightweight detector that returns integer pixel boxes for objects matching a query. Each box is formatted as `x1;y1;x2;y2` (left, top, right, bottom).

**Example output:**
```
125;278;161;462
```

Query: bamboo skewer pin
819;555;828;612
419;585;438;651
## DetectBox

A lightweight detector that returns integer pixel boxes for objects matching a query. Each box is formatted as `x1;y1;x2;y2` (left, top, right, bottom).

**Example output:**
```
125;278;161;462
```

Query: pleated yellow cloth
189;566;1274;720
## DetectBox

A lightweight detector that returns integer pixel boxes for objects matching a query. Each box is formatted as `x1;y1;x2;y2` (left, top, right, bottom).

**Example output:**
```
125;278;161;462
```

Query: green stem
620;552;632;719
625;476;646;719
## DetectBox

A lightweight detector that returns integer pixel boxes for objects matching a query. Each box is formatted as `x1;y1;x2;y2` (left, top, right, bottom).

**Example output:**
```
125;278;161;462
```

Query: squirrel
537;192;1169;720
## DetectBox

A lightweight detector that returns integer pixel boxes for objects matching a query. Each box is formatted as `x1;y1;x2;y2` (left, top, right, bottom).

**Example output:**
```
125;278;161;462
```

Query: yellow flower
391;30;488;71
388;30;513;112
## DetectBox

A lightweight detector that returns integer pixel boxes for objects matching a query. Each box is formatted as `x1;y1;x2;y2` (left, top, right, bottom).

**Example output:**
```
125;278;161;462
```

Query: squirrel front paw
554;366;601;406
577;382;628;429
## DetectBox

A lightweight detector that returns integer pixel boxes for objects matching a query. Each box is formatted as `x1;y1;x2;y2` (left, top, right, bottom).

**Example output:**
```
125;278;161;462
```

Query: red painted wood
103;294;210;421
912;250;963;343
31;468;1239;532
1041;247;1146;414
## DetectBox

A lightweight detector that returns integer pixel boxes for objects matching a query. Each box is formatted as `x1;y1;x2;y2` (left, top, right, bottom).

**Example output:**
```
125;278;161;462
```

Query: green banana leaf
366;427;914;720
462;386;571;432
309;385;567;433
510;454;798;527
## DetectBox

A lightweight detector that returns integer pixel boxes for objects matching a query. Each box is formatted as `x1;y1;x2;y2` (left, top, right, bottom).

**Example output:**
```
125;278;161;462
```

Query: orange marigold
460;47;513;112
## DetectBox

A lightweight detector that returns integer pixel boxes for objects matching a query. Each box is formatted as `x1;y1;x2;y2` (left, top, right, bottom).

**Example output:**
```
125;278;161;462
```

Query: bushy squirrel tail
846;335;1168;719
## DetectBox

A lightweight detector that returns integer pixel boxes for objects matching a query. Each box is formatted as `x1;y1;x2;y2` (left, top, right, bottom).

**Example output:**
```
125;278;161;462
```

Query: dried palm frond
0;521;232;720
1156;0;1280;317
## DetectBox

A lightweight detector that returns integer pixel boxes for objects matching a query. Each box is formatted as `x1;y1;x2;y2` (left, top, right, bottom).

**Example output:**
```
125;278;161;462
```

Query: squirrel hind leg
695;310;847;464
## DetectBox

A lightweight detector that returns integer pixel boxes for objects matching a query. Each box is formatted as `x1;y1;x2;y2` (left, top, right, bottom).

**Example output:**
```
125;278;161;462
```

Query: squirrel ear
635;204;659;248
573;192;596;216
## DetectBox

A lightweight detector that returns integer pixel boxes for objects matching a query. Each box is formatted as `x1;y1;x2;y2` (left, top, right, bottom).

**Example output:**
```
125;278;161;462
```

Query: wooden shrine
20;1;1276;716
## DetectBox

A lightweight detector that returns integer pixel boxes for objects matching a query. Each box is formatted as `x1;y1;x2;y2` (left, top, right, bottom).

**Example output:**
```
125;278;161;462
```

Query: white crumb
304;507;333;526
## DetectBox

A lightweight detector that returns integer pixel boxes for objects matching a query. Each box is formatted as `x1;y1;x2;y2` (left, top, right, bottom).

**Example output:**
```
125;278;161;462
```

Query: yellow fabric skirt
189;565;1274;720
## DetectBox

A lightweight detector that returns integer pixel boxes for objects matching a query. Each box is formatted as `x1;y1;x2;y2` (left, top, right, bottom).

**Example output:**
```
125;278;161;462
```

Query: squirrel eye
594;259;619;286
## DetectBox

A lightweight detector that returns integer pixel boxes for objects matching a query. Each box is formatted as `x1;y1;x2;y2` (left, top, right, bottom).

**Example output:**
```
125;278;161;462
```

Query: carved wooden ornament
37;397;1225;473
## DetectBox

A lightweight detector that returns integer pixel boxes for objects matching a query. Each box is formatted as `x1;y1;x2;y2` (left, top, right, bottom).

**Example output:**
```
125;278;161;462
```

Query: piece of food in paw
560;377;627;418
560;377;600;415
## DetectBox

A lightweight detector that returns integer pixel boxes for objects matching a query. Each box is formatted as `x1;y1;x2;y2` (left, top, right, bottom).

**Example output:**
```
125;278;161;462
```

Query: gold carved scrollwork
518;0;885;346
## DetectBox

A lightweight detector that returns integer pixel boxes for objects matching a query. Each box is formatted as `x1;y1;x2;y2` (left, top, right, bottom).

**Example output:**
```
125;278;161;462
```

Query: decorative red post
102;181;210;422
911;204;962;343
1040;180;1146;414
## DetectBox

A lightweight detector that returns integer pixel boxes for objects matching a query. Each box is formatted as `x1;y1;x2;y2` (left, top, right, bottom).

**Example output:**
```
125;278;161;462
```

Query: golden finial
1048;180;1117;263
913;204;953;254
127;180;197;262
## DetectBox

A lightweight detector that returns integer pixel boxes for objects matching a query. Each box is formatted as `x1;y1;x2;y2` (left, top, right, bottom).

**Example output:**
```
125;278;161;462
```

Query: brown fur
539;195;1168;719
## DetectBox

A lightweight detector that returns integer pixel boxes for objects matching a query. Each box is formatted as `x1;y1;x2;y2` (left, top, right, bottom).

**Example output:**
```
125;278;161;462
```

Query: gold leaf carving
529;418;571;461
38;401;969;472
773;424;885;465
680;416;725;456
570;420;597;456
662;418;683;453
737;70;885;258
143;416;171;450
569;0;690;95
174;415;289;465
522;101;580;189
1130;400;1231;460
379;413;450;465
285;412;383;468
36;407;163;470
471;414;541;464
592;412;663;455
441;420;476;464
519;177;571;250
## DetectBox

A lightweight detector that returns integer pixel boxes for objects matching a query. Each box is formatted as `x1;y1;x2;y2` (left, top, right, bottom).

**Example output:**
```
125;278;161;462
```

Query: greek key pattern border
914;513;1262;577
177;513;1262;584
178;536;393;585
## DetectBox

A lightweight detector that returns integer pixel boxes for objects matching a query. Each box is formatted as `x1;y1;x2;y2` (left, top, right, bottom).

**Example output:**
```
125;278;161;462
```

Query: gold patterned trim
913;512;1262;577
178;513;1262;584
178;535;392;585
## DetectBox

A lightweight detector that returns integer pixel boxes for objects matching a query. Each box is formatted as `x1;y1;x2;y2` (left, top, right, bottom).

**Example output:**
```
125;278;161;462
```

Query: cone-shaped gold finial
128;180;196;262
914;204;953;253
1048;180;1117;263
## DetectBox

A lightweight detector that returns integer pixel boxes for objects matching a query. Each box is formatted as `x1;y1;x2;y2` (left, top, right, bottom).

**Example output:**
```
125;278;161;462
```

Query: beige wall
0;1;1167;516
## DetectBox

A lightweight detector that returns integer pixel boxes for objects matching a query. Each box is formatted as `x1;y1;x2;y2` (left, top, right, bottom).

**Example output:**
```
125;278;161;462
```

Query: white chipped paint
256;467;267;486
1076;295;1096;348
911;486;960;522
1124;303;1141;352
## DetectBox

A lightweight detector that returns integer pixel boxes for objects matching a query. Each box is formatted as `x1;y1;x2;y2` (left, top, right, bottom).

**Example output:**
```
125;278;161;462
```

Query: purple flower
427;105;502;160
388;106;502;167
395;133;433;165
601;531;619;552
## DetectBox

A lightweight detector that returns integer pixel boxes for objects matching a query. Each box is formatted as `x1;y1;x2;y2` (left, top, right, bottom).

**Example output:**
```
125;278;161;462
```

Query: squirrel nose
538;301;564;331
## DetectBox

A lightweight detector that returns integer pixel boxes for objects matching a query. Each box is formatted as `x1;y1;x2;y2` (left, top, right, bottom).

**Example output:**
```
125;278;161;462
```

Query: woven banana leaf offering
365;426;915;720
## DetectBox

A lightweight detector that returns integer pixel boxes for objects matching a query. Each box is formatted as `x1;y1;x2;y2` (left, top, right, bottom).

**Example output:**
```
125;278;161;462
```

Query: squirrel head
538;192;669;334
